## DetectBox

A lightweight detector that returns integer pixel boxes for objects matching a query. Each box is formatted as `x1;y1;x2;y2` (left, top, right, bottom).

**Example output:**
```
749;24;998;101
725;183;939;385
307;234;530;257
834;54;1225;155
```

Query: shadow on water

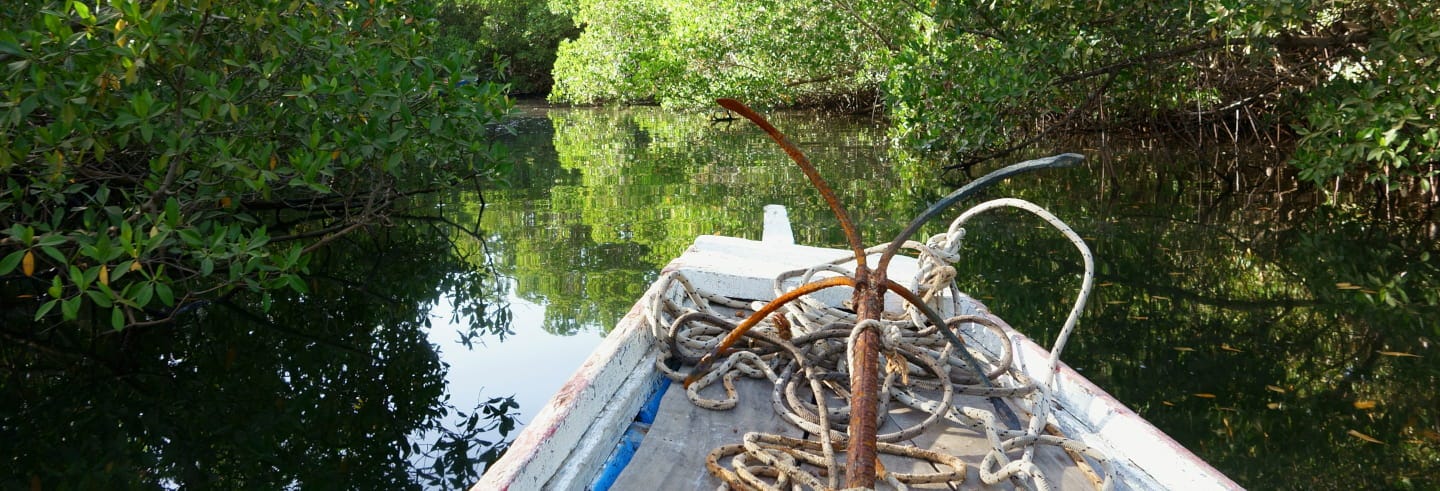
1;210;518;489
946;140;1440;489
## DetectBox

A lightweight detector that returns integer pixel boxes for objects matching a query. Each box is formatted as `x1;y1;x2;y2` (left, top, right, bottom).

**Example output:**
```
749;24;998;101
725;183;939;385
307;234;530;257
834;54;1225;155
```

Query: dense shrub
0;0;512;329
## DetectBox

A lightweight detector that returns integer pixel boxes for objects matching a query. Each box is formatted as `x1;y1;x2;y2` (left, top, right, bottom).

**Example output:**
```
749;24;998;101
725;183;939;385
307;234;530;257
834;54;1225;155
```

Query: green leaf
61;296;81;320
35;299;58;321
86;288;113;308
0;249;23;276
3;224;29;243
0;39;24;57
72;2;93;22
68;265;85;289
155;282;174;306
165;197;180;227
111;307;125;330
40;245;67;264
133;282;154;308
285;274;308;294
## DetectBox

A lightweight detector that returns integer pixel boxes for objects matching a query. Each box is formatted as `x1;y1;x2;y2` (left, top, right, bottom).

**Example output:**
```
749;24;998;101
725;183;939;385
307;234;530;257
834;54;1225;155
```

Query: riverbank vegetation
434;0;578;96
547;0;1439;212
2;0;1436;488
2;1;519;487
1;0;511;329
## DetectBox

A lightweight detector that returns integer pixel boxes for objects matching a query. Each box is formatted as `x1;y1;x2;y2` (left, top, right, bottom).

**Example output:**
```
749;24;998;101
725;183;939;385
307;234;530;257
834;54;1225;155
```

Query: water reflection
1;214;515;489
480;106;1437;488
480;106;915;335
944;143;1440;488
4;105;1434;489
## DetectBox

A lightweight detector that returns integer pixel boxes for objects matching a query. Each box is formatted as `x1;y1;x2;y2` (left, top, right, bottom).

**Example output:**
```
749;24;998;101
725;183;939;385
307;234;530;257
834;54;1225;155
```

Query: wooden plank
544;358;662;490
610;377;803;489
877;392;1095;490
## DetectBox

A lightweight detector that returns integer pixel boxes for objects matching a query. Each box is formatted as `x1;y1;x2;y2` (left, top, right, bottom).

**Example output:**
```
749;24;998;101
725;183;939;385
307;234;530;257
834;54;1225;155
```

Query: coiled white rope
645;199;1109;490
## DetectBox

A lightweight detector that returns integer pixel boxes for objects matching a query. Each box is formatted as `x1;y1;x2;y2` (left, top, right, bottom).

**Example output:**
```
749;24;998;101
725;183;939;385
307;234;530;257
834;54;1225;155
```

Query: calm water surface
4;104;1435;489
472;104;1438;489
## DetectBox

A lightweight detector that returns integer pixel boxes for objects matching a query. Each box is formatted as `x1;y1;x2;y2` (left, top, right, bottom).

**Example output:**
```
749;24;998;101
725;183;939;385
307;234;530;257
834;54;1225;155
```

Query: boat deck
474;210;1241;490
613;378;1101;489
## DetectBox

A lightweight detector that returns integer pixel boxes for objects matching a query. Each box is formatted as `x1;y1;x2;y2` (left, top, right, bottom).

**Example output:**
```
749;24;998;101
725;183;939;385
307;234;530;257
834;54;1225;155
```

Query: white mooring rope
647;199;1112;490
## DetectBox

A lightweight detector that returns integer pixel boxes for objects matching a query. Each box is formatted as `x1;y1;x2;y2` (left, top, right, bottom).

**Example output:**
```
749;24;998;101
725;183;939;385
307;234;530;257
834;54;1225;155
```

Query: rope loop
645;199;1108;490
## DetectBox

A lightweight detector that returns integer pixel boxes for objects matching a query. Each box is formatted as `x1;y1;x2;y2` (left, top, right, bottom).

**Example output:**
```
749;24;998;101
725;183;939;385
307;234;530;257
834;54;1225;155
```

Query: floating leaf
1220;344;1242;353
1353;400;1377;410
1265;385;1286;394
1193;393;1216;399
1347;429;1384;444
1376;351;1420;358
1266;402;1282;409
1173;347;1195;352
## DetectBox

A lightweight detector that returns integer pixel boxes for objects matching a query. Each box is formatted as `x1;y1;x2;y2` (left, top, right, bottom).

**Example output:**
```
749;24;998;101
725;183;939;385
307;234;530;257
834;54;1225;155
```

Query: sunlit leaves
549;0;897;109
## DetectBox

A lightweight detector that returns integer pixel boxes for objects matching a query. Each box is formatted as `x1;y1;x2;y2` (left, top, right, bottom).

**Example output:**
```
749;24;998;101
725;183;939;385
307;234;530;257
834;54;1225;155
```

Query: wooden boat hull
476;227;1240;490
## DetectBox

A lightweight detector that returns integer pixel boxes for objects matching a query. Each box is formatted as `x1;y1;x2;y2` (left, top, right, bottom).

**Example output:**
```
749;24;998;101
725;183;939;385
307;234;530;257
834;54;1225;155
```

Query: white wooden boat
475;205;1241;490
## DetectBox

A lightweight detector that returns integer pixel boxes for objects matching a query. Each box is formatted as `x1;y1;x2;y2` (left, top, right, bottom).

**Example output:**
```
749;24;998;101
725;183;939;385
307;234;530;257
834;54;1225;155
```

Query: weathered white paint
471;281;665;491
474;206;1242;491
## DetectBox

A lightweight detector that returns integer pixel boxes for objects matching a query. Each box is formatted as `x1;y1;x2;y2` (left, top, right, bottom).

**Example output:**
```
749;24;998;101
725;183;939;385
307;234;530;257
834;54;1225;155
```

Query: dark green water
481;105;1438;489
3;104;1436;489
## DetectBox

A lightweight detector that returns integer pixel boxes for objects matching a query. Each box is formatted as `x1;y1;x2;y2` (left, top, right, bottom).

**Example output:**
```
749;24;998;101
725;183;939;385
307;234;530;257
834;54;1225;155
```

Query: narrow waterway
465;104;1438;489
4;104;1434;489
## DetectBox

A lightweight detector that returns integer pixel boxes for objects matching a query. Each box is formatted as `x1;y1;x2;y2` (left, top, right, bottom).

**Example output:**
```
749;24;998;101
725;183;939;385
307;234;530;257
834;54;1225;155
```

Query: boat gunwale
475;234;1241;490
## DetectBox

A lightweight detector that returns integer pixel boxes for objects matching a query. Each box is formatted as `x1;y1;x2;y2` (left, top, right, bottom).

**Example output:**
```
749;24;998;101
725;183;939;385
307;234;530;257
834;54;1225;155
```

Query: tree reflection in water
6;106;1434;489
484;106;1437;488
0;214;516;489
944;143;1440;489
